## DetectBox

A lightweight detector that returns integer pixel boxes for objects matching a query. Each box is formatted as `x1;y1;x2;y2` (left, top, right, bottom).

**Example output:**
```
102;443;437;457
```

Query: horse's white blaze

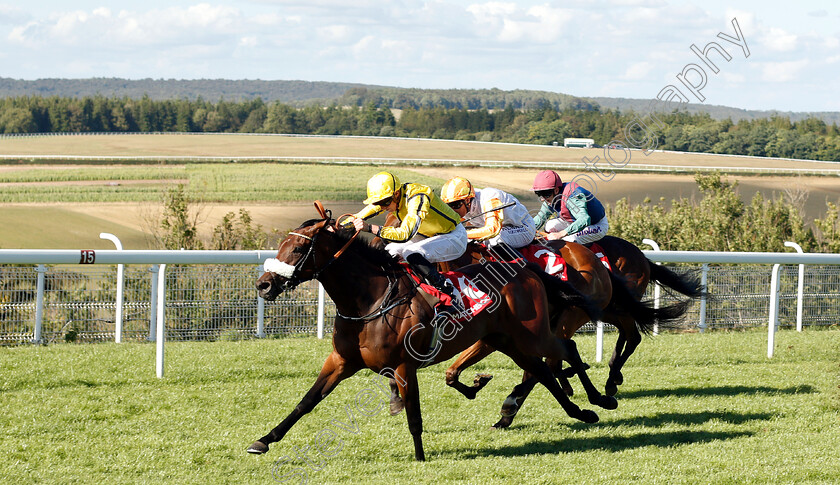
263;258;295;278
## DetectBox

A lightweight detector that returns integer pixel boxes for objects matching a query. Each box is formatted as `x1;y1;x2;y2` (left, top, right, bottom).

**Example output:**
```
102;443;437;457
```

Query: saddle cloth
401;263;494;319
588;242;613;272
518;244;569;281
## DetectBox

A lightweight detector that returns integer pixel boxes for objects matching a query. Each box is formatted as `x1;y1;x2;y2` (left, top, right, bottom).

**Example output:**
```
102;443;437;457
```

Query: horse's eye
291;246;306;255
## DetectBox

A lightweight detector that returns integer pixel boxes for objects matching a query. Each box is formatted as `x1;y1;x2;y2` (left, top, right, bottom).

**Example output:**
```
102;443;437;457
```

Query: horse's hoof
579;409;599;424
492;417;513;429
604;382;618;397
597;395;618;410
247;441;269;454
473;373;493;386
389;396;405;416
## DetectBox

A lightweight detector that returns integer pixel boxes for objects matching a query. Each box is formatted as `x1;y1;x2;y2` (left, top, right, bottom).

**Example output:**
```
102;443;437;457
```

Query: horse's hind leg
445;340;496;400
558;337;618;410
247;351;359;454
603;314;642;396
488;336;599;427
388;378;405;415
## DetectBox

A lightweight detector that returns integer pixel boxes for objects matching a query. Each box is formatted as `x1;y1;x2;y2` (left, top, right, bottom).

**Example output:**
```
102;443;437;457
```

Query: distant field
1;134;839;249
3;133;840;172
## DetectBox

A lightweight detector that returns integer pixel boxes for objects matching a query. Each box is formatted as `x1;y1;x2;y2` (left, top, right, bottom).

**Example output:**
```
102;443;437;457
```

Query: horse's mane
297;218;401;269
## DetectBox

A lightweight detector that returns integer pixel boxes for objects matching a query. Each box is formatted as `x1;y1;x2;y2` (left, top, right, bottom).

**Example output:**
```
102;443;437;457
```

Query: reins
273;200;418;322
334;272;417;321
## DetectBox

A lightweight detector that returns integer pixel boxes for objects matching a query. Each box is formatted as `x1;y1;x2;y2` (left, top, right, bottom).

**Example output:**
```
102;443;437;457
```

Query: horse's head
256;218;339;300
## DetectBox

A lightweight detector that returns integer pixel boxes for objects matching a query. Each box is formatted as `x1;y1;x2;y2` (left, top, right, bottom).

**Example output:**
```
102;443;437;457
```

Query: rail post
256;265;266;338
156;264;167;378
100;233;124;343
149;265;159;342
317;283;326;339
784;242;805;332
595;320;604;363
699;263;709;332
642;238;662;335
34;264;47;344
768;263;782;358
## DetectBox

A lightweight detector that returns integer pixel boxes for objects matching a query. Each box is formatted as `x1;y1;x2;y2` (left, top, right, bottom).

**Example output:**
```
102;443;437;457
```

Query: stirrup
439;280;464;314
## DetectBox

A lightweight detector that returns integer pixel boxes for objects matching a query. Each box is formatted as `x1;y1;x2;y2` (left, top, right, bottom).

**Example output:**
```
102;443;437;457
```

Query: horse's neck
319;252;403;318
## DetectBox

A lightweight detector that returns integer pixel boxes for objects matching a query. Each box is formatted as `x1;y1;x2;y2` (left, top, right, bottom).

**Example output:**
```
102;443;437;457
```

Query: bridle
263;201;416;322
263;210;361;291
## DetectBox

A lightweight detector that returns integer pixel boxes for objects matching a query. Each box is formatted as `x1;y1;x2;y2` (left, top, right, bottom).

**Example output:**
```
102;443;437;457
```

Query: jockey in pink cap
531;170;608;245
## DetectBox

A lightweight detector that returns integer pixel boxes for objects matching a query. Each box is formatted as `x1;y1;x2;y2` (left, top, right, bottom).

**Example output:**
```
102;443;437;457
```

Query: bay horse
549;235;703;395
248;203;615;461
410;237;698;428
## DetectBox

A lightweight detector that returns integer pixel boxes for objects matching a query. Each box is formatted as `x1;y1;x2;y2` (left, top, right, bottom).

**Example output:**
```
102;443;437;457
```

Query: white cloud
760;60;808;82
467;2;572;44
0;5;28;24
316;25;353;43
238;36;257;48
623;61;653;80
761;27;798;52
8;4;247;47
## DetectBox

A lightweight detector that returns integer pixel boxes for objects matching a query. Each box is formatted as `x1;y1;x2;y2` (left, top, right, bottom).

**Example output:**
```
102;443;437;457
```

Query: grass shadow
617;384;816;399
444;429;754;459
599;411;773;428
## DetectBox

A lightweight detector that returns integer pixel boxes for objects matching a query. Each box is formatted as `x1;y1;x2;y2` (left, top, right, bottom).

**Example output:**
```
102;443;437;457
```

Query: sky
1;1;838;113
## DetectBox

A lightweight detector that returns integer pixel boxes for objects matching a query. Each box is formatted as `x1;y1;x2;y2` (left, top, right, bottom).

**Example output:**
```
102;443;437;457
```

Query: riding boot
405;253;464;315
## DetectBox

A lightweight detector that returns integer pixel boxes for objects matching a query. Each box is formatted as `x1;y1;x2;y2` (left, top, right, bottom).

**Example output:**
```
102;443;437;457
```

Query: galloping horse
248;203;615;460
425;239;691;427
548;235;703;395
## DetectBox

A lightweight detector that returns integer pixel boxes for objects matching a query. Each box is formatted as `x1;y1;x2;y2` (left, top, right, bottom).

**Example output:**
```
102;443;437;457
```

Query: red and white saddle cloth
588;242;613;272
518;244;569;281
513;242;612;279
402;263;494;320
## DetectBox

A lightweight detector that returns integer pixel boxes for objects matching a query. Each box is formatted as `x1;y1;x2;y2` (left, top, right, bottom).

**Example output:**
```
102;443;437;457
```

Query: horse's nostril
257;281;271;292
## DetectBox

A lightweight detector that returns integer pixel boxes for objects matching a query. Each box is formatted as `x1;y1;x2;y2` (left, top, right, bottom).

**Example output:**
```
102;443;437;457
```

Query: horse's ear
314;200;328;219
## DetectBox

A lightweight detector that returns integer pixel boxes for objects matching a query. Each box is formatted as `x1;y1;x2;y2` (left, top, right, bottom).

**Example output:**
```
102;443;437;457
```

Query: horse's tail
607;271;691;335
525;262;603;323
648;259;705;299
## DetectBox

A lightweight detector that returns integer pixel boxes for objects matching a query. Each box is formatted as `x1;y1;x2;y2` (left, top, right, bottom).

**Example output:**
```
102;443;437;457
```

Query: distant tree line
1;94;839;161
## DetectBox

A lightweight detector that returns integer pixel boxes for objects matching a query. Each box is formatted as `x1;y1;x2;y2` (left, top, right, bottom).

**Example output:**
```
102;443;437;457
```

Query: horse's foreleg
394;363;425;461
247;351;358;454
445;340;496;400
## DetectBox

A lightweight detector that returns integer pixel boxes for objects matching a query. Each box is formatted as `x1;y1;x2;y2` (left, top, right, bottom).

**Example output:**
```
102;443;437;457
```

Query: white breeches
385;224;468;263
545;216;609;245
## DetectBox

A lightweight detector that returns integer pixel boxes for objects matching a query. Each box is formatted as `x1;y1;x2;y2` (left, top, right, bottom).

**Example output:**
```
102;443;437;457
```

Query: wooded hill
2;77;838;124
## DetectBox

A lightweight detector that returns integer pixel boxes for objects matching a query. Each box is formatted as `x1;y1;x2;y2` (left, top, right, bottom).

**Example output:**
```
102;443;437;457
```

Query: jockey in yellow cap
348;171;467;312
440;176;536;250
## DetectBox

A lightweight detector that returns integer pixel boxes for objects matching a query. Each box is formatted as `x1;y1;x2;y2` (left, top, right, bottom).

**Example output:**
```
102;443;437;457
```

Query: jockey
532;170;608;245
348;171;467;311
440;176;536;250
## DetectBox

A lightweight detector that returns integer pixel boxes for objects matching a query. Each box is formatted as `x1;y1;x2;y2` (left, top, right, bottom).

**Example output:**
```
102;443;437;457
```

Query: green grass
1;329;838;484
0;163;445;203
